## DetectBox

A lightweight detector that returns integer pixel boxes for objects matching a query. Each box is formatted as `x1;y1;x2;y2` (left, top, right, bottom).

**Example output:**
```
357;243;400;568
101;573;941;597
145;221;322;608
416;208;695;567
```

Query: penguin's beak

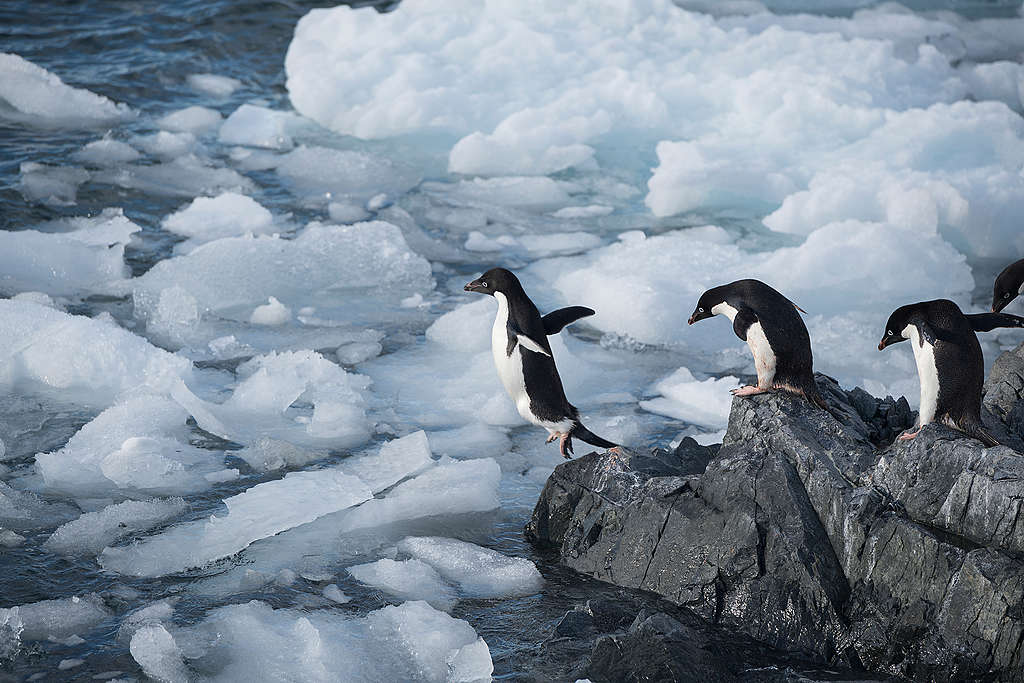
878;336;894;351
688;310;708;325
464;278;486;293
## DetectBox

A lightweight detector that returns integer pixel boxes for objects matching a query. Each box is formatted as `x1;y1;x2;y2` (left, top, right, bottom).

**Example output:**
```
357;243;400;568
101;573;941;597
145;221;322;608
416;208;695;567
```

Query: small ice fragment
130;624;188;683
58;659;84;670
157;105;223;134
367;193;388;210
0;530;24;547
336;341;382;365
73;137;141;166
397;537;542;598
250;297;291;325
322;584;349;604
187;73;241;98
400;293;424;308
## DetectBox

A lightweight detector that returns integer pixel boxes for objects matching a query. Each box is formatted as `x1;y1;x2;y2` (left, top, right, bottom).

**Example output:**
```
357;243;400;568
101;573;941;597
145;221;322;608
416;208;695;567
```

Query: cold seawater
1;0;1024;680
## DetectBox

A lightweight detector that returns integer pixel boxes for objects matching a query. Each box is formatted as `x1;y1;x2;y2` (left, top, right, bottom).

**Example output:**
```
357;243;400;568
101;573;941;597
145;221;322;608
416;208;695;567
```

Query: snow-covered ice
162;192;277;252
640;367;740;429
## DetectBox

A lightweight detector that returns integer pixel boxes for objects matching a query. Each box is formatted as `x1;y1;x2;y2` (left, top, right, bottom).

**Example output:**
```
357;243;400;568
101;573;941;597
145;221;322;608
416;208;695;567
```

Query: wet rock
528;372;1024;681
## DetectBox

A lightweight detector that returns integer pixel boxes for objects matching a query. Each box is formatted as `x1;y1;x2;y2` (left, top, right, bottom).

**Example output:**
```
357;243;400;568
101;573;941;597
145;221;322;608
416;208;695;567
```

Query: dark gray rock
527;372;1024;681
985;341;1024;439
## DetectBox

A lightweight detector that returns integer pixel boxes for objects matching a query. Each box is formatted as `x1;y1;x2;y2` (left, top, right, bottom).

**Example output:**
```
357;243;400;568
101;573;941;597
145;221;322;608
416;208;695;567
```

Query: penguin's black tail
960;421;1000;448
570;422;619;451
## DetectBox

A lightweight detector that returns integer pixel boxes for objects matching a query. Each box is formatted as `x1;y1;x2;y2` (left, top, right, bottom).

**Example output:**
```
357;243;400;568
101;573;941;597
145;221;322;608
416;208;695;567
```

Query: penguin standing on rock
688;279;827;409
992;258;1024;313
464;267;619;458
878;298;1024;446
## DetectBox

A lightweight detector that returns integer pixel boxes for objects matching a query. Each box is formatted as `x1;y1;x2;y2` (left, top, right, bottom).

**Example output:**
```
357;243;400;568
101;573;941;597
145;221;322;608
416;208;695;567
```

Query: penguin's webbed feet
559;433;574;459
545;433;559;444
731;385;769;397
897;428;921;441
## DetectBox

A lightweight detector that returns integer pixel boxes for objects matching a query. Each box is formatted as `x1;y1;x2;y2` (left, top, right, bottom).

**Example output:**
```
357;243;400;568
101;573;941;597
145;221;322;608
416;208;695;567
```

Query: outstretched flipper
506;319;551;357
965;312;1024;332
542;306;596;335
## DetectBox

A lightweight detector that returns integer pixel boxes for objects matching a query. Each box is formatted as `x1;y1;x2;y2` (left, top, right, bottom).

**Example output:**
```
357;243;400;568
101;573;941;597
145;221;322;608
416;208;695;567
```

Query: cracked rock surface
527;343;1024;681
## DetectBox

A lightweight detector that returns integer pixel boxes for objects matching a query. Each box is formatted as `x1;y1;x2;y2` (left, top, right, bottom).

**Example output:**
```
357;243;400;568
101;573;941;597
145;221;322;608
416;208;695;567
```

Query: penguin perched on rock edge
464;267;619;459
878;298;1024;446
688;278;828;410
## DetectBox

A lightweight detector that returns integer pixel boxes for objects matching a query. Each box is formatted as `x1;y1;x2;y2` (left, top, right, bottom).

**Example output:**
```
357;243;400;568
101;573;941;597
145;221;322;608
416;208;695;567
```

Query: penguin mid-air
878;298;1024;446
464;267;619;458
688;279;827;409
992;258;1024;313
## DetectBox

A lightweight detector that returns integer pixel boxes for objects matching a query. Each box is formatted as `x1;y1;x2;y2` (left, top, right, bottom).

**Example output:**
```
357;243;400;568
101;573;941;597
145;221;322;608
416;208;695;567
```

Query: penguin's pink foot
897;428;922;441
607;446;623;455
545;432;559;444
731;385;768;397
559;433;574;459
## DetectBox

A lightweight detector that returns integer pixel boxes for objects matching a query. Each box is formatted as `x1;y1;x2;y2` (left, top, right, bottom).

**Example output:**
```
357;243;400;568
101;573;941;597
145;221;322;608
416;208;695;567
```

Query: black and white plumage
992;258;1024;313
878;298;1024;446
464;267;618;458
687;279;826;408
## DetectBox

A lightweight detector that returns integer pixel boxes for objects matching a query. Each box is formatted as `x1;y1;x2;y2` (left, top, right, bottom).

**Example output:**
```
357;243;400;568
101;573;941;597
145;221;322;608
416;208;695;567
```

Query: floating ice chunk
398;537;543;598
18;162;89;206
180;600;488;682
424;298;494;354
337;458;501;534
0;595;111;642
639;367;739;429
436;177;572;211
336;431;433;492
427;424;511;461
162;192;275;250
117;601;176;644
157;105;223;134
142;286;200;347
0;481;74;531
347;558;456;610
0;208;140;296
131;221;434;320
447;638;494;683
134;131;197;160
58;659;83;670
45;498;187;556
35;396;222;497
0;53;132;127
327;201;370;223
235;438;321;473
276;146;421;205
551;205;614;219
465;231;602;257
100;468;373;577
0;530;25;547
322;585;349;604
187;73;241;98
130;624;188;683
72;137;141;166
219;104;299;150
336;341;382;365
171;350;372;448
93;154;254;198
250;297;291;325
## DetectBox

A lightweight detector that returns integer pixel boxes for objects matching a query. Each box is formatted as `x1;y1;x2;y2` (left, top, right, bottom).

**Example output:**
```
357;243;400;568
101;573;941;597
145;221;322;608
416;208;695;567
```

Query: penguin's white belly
745;322;777;387
904;324;938;426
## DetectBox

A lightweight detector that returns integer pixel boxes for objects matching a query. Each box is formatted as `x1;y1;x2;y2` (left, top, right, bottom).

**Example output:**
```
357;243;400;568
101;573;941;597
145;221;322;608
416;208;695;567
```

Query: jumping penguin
688;279;827;409
878;298;1024;446
464;267;619;458
992;258;1024;313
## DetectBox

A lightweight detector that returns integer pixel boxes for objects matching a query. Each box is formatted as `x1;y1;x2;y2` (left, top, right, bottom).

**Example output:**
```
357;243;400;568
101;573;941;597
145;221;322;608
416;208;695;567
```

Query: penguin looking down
464;267;619;458
878;298;1024;446
992;258;1024;313
688;279;827;409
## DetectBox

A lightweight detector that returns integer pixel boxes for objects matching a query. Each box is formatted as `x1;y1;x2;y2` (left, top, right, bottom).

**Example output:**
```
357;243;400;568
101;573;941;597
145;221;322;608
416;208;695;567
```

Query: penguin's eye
481;282;488;288
698;307;704;313
887;330;893;336
1005;292;1011;299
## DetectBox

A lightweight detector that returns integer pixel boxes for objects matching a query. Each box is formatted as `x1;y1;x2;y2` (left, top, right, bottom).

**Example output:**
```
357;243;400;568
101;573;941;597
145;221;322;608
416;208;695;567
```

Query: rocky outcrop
527;344;1024;681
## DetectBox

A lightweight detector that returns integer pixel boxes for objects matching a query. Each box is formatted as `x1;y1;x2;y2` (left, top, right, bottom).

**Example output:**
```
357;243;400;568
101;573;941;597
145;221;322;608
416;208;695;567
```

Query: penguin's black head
464;267;521;297
878;305;914;351
992;259;1024;313
688;286;727;325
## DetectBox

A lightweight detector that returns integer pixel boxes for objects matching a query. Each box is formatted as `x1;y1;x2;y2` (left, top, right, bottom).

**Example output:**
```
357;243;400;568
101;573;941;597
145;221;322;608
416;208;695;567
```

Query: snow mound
0;300;191;408
179;600;491;682
45;498;188;556
397;537;543;598
0;53;132;127
0;208;140;296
